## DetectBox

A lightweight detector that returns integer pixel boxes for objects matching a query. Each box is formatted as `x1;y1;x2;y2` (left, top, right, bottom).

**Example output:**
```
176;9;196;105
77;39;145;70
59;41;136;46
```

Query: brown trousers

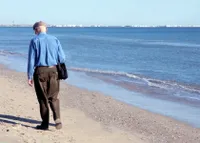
34;66;60;127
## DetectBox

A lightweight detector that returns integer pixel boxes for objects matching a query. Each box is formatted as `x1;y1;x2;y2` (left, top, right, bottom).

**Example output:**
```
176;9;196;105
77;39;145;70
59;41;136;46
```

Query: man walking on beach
27;21;65;130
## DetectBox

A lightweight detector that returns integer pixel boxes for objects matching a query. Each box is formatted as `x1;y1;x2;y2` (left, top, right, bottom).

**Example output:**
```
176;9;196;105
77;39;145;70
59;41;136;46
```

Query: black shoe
55;123;62;130
36;125;49;130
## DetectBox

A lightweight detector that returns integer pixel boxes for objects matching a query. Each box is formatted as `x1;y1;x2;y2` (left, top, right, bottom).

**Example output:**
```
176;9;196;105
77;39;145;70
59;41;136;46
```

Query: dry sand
0;65;200;143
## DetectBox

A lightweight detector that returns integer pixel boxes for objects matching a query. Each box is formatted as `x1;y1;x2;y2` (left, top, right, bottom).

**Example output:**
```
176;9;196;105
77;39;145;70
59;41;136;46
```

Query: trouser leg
48;70;61;123
39;99;49;126
49;97;60;122
34;69;49;127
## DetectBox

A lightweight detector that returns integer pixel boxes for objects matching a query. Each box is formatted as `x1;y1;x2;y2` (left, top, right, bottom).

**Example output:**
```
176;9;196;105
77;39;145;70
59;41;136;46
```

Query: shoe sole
55;123;62;130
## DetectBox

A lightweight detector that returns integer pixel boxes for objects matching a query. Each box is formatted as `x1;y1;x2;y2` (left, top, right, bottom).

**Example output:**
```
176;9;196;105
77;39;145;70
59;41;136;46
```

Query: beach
0;65;200;143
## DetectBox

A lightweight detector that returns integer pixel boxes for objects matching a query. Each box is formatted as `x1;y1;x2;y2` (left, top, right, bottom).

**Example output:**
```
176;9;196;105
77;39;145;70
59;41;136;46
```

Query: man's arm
57;40;66;63
27;40;36;86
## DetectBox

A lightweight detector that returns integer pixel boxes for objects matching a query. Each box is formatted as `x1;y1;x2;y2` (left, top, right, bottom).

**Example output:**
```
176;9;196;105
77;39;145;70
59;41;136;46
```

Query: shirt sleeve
57;40;66;63
27;40;36;80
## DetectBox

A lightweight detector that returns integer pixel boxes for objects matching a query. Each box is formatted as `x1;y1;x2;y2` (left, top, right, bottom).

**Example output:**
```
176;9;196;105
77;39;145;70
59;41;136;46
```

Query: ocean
0;27;200;127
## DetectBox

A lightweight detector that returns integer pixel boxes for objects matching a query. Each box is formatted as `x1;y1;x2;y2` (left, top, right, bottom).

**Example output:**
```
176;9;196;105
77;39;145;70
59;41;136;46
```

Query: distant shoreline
0;25;200;28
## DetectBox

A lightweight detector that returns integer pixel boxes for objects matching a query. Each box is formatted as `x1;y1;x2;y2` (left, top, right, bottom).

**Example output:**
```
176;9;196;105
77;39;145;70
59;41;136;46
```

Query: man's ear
34;30;38;35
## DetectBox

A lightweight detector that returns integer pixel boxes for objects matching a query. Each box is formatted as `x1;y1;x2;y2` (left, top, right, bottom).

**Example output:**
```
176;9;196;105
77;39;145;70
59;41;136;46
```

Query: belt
36;65;56;68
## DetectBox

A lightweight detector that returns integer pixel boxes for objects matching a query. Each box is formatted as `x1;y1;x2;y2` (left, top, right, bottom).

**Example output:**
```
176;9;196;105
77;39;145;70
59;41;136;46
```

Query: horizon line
0;24;200;28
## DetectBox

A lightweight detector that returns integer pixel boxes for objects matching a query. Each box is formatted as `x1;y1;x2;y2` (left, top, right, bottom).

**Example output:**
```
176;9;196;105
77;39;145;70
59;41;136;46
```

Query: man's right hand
28;79;33;87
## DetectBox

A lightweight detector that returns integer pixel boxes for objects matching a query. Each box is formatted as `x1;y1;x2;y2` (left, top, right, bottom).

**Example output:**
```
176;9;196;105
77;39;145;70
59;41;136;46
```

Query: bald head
33;21;47;34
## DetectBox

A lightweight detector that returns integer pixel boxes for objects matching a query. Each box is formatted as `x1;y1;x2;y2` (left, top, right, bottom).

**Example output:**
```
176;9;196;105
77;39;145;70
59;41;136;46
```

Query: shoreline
0;25;200;28
0;65;200;143
67;70;200;128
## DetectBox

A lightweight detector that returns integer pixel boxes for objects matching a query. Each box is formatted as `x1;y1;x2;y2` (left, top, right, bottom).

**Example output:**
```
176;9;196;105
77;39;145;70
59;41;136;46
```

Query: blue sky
0;0;199;26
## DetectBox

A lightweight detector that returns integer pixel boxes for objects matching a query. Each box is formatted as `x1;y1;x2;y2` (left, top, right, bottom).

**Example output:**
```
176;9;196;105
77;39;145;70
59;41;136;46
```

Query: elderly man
27;21;65;130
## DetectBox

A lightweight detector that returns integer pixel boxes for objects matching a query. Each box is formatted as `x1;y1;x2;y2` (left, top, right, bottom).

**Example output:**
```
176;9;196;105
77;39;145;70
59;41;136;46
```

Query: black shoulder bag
56;63;68;80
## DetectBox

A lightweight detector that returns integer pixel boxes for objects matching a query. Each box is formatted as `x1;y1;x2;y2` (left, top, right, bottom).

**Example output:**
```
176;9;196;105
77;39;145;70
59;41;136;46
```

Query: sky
0;0;199;26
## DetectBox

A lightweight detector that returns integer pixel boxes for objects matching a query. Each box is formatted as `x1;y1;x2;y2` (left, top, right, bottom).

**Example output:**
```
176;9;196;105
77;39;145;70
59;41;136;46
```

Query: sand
0;65;200;143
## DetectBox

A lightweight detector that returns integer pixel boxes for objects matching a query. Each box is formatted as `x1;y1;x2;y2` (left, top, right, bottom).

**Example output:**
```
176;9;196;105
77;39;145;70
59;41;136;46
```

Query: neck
40;31;46;34
36;31;46;35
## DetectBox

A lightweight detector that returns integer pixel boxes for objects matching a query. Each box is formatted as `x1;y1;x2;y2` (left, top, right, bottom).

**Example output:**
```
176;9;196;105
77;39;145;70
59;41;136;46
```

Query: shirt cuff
28;75;33;80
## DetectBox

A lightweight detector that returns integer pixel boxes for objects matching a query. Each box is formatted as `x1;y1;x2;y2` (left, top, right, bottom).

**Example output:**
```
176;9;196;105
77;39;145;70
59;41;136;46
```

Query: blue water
0;27;200;127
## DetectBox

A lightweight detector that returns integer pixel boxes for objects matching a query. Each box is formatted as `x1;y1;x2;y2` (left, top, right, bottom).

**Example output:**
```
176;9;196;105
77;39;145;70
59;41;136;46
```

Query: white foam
70;67;200;95
144;41;200;48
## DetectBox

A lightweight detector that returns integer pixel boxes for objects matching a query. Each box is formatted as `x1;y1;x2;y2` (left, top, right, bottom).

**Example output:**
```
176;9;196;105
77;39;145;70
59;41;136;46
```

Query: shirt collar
39;32;46;35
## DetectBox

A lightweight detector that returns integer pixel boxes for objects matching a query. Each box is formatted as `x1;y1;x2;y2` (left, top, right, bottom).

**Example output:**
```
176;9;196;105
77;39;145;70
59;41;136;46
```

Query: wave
143;41;200;48
70;67;141;79
0;50;27;58
68;35;200;48
70;67;200;94
146;79;200;94
69;35;142;43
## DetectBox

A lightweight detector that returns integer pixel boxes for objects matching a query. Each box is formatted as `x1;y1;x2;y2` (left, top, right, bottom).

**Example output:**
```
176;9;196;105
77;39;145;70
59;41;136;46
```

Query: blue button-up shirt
27;32;65;80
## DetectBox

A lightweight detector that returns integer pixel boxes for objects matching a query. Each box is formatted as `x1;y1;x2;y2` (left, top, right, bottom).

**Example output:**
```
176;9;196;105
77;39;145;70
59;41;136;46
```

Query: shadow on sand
0;114;55;128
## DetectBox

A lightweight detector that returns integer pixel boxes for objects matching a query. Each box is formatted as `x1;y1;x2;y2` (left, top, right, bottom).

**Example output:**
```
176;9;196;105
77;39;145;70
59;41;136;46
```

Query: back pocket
38;73;48;82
